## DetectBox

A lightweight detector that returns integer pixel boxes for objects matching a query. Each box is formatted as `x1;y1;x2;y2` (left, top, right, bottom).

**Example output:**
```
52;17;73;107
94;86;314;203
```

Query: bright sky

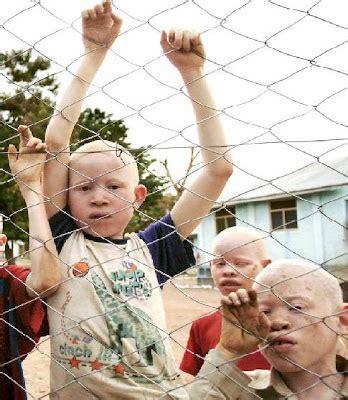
1;0;347;200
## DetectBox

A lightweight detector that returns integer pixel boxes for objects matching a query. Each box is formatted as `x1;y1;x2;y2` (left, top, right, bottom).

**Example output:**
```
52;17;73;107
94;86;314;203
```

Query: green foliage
0;49;168;254
0;49;56;245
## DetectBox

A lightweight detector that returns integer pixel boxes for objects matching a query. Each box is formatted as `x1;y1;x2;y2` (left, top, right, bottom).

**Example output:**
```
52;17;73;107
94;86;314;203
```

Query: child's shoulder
0;264;30;281
195;309;221;326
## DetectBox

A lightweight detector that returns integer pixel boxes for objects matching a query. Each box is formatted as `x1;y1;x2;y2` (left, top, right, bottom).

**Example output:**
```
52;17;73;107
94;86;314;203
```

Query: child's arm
44;0;122;219
8;126;61;298
160;30;233;239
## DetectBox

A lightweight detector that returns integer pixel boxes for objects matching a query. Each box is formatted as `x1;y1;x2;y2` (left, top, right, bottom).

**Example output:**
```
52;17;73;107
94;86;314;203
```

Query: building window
270;198;298;230
215;207;236;234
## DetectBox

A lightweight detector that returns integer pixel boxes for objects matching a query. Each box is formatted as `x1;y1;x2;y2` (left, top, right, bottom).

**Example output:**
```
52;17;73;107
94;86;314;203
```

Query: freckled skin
255;266;342;375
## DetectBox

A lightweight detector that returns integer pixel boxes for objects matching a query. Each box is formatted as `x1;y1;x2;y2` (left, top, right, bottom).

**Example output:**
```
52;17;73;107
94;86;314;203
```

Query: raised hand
82;0;122;51
8;125;47;191
218;289;270;356
160;29;206;74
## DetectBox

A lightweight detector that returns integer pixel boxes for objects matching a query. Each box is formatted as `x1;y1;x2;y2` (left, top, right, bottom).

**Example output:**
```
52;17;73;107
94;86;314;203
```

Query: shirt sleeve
186;349;254;400
5;266;48;357
138;213;195;285
49;207;77;254
180;320;205;376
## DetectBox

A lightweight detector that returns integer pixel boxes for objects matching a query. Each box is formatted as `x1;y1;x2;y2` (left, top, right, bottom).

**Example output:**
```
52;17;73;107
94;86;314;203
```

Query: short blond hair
69;140;139;184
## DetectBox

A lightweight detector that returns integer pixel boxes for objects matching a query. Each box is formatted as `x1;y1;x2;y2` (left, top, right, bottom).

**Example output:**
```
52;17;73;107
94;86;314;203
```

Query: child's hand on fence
8;125;47;191
217;289;270;357
160;29;206;75
82;0;122;52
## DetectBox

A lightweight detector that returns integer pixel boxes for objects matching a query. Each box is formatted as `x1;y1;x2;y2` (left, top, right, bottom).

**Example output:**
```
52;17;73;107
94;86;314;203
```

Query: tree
0;49;166;261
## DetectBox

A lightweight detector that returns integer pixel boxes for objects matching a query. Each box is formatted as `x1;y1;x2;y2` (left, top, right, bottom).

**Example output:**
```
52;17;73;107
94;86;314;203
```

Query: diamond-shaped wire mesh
0;0;347;399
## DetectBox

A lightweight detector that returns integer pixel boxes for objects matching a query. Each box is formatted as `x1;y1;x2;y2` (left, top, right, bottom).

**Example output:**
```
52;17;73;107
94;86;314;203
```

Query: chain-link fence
1;0;348;399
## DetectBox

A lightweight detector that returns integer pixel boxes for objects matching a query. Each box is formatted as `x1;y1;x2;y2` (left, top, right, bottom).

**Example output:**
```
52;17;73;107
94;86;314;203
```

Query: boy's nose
90;188;109;205
270;317;291;331
222;266;237;277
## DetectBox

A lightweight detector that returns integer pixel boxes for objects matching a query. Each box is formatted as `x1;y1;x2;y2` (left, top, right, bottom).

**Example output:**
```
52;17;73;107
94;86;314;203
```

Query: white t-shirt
47;231;188;399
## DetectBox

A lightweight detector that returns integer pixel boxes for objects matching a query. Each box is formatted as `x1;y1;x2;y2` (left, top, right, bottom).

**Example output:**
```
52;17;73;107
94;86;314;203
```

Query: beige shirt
48;231;188;399
187;349;348;399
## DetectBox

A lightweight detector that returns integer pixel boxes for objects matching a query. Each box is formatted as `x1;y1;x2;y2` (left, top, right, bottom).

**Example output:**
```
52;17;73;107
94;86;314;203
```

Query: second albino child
42;1;232;399
181;226;271;376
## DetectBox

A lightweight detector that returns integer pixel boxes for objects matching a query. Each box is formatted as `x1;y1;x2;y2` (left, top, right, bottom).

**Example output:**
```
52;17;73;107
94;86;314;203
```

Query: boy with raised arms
42;1;232;398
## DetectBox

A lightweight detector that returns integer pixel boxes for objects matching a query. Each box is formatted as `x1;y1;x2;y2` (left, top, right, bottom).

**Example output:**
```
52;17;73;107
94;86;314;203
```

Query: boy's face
68;153;146;239
255;273;342;374
211;240;264;296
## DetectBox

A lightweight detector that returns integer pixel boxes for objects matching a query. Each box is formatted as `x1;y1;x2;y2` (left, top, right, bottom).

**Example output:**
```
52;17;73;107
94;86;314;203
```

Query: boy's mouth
88;213;111;220
220;279;241;289
268;336;296;352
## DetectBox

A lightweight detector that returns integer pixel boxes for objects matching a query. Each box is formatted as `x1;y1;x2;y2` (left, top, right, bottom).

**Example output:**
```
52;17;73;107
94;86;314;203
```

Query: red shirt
180;310;270;376
0;265;48;400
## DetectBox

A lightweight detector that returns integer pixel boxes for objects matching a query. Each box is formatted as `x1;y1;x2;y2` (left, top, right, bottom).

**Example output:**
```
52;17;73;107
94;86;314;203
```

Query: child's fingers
248;290;258;307
8;144;18;167
190;30;201;47
229;291;242;306
34;142;47;152
172;29;183;50
182;30;191;52
18;125;33;145
17;125;28;133
26;137;40;148
259;312;271;338
238;289;250;304
94;4;103;16
87;9;97;19
168;28;175;45
160;30;171;52
102;0;112;14
81;10;89;19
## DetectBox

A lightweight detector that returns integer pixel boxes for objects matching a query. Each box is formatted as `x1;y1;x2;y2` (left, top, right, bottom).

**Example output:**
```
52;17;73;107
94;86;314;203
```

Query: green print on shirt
91;272;166;377
111;268;151;298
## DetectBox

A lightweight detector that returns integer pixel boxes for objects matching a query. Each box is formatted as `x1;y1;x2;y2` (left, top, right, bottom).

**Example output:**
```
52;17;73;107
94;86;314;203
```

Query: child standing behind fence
1;127;60;400
180;227;271;377
42;1;232;398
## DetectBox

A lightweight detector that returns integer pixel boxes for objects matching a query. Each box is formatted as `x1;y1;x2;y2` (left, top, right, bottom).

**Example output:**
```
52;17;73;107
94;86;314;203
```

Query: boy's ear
262;259;272;268
134;184;147;209
338;304;348;328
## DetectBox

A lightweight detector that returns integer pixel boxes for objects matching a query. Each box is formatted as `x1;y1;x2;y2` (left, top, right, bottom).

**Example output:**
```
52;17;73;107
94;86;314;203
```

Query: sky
1;0;347;201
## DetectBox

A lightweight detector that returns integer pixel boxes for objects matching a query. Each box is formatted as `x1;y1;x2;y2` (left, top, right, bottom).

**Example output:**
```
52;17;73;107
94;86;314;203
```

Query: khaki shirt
187;349;348;399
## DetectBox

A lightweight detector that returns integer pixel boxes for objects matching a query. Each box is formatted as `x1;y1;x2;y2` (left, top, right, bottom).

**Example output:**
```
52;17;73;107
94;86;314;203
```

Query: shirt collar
248;356;348;398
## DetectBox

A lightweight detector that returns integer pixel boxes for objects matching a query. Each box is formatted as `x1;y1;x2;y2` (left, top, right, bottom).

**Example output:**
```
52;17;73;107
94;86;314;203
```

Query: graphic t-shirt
48;211;194;399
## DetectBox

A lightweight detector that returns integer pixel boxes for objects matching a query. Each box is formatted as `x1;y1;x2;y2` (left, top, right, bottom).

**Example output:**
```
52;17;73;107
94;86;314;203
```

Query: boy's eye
109;185;119;190
216;261;225;267
80;185;90;191
234;262;249;268
290;305;303;312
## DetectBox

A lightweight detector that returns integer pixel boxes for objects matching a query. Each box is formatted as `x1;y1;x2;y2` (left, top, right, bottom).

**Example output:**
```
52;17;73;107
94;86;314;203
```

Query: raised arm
8;126;61;298
160;30;233;239
43;0;122;218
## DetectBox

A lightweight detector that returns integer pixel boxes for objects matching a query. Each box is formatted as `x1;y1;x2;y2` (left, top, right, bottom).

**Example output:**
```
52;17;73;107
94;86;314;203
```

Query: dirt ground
23;276;220;399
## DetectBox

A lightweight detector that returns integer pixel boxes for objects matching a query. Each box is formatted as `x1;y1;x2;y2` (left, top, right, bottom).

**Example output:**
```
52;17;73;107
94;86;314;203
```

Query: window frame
215;206;236;234
269;198;298;231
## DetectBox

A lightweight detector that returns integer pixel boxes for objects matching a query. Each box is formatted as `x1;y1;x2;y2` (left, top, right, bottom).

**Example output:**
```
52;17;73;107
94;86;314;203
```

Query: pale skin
210;227;271;296
8;126;61;297
43;0;233;239
217;265;348;400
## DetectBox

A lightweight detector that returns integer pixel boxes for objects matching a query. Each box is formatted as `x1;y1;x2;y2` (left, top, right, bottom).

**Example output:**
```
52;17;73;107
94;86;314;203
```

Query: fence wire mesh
0;0;348;399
